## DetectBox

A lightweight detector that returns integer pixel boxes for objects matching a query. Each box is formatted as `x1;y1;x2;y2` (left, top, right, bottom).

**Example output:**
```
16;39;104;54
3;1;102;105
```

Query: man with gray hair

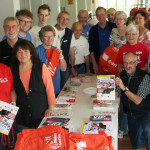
115;52;150;149
116;23;150;73
0;17;20;66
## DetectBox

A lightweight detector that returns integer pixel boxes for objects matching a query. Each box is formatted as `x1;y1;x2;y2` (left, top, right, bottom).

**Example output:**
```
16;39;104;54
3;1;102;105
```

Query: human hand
44;105;54;117
86;72;93;76
93;62;99;74
71;67;78;77
115;77;125;91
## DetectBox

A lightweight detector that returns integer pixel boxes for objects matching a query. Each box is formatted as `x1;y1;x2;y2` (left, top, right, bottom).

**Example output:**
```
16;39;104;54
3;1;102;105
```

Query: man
72;22;92;75
29;4;59;48
107;8;116;23
55;11;77;87
89;7;116;74
2;9;33;42
115;52;150;149
78;10;93;40
0;17;20;66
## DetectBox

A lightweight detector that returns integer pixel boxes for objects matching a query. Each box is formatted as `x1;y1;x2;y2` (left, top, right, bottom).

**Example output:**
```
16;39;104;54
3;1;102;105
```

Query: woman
109;11;127;48
133;9;150;47
116;23;150;73
11;39;56;129
36;25;66;96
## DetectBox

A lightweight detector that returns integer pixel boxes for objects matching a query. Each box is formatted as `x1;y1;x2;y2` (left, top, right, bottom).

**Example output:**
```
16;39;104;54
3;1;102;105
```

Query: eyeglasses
126;33;137;36
115;18;124;21
43;35;54;39
4;25;18;29
18;19;32;24
123;61;137;65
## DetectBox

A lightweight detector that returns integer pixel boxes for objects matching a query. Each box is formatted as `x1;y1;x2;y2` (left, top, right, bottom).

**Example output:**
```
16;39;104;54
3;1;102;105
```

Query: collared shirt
116;72;150;99
98;23;110;56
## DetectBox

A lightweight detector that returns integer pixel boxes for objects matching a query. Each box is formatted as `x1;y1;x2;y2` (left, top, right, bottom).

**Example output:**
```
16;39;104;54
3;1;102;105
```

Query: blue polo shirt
98;23;110;56
82;23;93;40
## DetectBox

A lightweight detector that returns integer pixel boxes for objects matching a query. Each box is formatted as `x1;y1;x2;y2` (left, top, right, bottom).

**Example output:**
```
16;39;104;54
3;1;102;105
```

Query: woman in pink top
11;39;56;129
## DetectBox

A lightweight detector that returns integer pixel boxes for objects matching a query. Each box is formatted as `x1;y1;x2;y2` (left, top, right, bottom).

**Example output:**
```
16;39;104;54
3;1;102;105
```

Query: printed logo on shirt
0;78;8;83
102;53;109;61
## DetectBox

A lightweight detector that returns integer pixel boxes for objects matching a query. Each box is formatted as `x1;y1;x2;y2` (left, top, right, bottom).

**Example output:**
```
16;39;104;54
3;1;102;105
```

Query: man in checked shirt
115;52;150;149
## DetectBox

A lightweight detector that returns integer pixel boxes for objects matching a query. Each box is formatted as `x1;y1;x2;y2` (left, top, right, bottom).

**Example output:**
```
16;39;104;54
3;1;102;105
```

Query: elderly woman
133;9;150;47
36;25;66;96
11;39;56;129
116;23;150;73
109;11;127;48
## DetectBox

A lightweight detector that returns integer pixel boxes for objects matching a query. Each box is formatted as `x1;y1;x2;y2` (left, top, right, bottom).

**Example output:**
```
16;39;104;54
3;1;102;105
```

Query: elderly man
89;7;116;74
115;52;150;149
55;11;77;87
0;17;20;66
78;10;93;40
107;8;116;23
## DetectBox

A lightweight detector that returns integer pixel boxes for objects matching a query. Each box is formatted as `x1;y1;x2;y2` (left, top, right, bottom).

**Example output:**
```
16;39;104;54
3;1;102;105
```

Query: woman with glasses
133;9;150;47
116;23;150;73
109;11;127;48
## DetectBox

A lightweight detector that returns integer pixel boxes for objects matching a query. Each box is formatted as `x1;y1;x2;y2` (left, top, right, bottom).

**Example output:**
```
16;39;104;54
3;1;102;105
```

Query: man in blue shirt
78;10;93;40
89;7;116;74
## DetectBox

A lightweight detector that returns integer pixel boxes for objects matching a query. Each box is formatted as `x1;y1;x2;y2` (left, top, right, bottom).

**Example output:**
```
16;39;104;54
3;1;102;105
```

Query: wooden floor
118;134;146;150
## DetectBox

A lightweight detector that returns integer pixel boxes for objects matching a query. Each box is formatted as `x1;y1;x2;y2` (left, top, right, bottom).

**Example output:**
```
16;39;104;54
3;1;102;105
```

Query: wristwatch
123;87;129;93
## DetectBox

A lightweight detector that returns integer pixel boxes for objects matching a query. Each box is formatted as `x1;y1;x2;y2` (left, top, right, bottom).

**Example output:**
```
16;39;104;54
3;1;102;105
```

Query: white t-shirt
29;25;60;48
74;35;90;65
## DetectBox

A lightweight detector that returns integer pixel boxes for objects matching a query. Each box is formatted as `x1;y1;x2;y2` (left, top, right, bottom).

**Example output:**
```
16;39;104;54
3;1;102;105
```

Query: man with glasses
55;11;77;88
29;4;59;48
116;23;150;73
0;17;20;66
115;52;150;149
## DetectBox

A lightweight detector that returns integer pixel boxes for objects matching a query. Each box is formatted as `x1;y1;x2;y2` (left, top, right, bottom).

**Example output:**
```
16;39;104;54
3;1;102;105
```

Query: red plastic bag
99;46;119;76
45;48;60;79
14;125;69;150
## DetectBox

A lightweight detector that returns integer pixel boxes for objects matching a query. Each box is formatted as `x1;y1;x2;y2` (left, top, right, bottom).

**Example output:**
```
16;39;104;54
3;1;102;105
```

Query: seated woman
11;39;56;129
0;63;16;150
36;25;66;96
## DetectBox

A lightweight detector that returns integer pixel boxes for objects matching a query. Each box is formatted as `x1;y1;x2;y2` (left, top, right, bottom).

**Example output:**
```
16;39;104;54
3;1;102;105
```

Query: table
66;75;118;150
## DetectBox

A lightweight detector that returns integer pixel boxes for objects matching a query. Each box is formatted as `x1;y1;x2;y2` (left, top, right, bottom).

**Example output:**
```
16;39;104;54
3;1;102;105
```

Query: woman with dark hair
11;39;56;129
133;9;150;47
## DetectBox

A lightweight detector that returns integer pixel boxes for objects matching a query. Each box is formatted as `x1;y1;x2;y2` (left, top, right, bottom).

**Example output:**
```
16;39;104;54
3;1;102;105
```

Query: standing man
89;7;116;74
107;8;116;23
0;17;20;66
115;52;150;149
55;11;77;87
78;10;93;40
29;4;59;48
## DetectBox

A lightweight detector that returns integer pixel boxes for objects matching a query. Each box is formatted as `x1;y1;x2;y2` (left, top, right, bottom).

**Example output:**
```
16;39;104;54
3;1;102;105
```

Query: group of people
0;3;150;150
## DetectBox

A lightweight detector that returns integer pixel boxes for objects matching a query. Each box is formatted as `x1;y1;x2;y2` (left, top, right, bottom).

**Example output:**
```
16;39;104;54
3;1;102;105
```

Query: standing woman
109;11;127;48
133;9;150;47
11;39;56;129
36;25;66;96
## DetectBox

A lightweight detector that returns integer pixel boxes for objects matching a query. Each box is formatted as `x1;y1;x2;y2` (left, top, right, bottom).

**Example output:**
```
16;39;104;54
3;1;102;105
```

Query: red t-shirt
116;42;150;68
0;63;14;103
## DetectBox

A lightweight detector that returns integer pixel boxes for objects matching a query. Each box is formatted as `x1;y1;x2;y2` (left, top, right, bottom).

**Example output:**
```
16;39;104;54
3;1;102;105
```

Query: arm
69;47;78;77
84;55;93;76
10;90;17;105
90;52;99;74
115;77;142;105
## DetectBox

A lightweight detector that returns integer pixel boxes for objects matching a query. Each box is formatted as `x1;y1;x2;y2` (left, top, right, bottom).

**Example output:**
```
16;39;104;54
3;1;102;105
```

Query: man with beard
78;10;93;40
55;11;77;88
0;17;20;66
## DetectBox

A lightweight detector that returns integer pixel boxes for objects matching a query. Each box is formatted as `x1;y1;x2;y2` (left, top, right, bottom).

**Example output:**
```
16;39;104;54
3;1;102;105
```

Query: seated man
72;22;92;76
115;52;150;149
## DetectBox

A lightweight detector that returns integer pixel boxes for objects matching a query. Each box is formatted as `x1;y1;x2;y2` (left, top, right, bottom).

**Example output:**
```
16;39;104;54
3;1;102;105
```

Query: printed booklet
97;75;115;100
0;100;19;135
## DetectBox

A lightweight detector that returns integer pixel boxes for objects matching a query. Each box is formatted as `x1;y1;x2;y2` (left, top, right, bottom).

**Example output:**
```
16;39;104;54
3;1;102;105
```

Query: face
38;9;50;25
104;83;109;89
123;54;138;75
18;16;32;32
57;13;69;29
115;14;125;27
16;47;31;64
73;23;82;39
78;12;88;27
107;9;116;22
42;31;54;47
126;30;138;45
4;20;20;40
134;13;145;27
96;9;107;24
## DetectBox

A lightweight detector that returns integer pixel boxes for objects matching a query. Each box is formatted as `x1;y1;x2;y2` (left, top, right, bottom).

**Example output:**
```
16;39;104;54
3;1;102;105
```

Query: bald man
72;22;92;76
107;8;116;23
